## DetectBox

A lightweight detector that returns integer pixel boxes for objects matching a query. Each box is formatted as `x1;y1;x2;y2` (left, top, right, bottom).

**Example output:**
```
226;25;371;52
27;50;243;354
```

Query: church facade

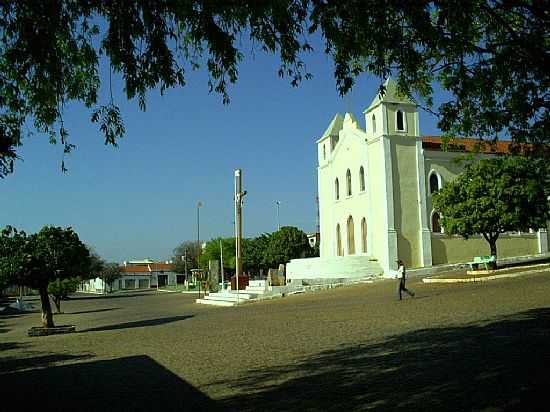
287;79;548;281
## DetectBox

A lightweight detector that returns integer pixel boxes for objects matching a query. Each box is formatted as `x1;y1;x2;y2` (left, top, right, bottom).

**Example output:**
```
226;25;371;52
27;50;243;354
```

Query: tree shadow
0;353;95;374
80;315;194;333
212;307;550;411
0;355;225;411
71;291;156;300
0;342;30;351
63;307;120;315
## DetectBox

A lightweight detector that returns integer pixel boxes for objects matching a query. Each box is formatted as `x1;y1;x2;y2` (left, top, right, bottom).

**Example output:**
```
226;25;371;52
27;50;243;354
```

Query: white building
79;260;180;293
286;78;549;283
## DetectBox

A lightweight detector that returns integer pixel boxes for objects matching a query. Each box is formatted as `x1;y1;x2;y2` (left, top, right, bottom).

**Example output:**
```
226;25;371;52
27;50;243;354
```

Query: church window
323;144;326;160
336;224;343;256
361;218;367;253
372;114;376;134
396;110;405;131
432;211;442;233
346;169;352;196
335;178;340;200
347;216;355;255
359;166;365;192
429;171;441;194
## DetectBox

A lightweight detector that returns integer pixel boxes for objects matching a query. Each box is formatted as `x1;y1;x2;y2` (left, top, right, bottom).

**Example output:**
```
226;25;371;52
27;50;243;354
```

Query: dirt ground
1;273;549;411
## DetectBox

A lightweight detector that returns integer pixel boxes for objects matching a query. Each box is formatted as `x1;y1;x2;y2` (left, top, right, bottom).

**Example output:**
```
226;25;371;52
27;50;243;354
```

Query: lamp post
275;200;281;231
197;201;203;299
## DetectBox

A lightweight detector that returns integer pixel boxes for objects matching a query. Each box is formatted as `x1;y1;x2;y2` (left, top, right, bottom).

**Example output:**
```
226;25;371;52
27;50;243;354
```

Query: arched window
323;144;326;160
432;211;442;233
396;110;405;131
361;218;367;253
372;114;376;134
346;169;352;196
429;172;441;194
335;178;340;200
336;224;342;256
347;216;355;255
359;166;365;192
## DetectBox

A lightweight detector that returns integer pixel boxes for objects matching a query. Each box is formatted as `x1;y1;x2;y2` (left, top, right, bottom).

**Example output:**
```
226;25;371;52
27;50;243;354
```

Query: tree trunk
53;296;61;313
489;233;499;270
38;286;55;328
489;240;497;258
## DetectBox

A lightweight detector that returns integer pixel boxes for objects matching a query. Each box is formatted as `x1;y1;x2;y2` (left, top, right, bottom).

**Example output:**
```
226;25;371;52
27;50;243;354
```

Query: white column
415;137;432;267
382;134;398;273
538;229;548;253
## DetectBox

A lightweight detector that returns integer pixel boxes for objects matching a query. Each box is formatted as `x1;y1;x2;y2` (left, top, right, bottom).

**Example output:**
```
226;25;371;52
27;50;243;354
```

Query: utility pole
197;201;203;299
219;238;224;290
234;169;247;303
275;200;281;231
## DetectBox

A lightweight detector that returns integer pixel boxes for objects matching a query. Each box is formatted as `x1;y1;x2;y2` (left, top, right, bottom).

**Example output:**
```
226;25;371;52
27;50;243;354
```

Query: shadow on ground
211;307;550;411
63;307;120;315
0;355;222;412
70;291;157;300
80;315;194;333
0;352;95;374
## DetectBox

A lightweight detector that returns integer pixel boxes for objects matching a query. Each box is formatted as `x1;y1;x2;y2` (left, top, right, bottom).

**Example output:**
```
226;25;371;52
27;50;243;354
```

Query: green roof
320;113;344;139
364;78;416;112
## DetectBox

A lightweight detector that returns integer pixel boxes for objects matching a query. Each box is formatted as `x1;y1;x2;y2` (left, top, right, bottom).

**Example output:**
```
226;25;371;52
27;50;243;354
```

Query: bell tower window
396;110;405;131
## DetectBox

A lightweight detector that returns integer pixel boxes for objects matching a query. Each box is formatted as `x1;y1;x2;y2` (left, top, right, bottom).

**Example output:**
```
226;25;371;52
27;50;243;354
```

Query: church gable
330;113;367;161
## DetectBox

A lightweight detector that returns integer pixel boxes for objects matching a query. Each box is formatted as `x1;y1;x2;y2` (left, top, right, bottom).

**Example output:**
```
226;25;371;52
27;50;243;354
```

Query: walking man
397;259;415;300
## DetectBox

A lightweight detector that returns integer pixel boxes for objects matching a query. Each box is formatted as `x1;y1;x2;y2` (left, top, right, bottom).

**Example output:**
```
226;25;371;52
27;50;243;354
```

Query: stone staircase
195;280;288;307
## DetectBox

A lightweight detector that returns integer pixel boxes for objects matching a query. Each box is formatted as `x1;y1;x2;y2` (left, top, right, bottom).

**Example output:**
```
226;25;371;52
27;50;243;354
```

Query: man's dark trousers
398;278;414;300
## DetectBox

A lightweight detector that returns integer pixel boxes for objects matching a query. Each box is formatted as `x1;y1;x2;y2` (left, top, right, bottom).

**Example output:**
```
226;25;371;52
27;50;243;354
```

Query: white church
286;78;549;283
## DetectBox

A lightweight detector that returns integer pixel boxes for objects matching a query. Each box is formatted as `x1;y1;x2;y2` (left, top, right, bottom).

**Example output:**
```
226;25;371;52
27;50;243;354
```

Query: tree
172;241;202;274
199;237;236;274
242;234;272;275
0;225;91;327
1;2;548;177
432;156;549;262
100;263;122;293
264;226;314;268
47;278;80;313
87;248;106;280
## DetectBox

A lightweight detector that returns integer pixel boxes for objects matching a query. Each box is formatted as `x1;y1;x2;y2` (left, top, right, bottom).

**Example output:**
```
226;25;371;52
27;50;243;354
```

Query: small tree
0;225;91;327
172;241;202;274
264;226;314;268
101;263;122;293
48;278;80;313
433;156;549;262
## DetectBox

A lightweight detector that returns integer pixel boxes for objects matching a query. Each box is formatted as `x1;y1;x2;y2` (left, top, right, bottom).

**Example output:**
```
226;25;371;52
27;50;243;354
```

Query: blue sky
1;44;445;263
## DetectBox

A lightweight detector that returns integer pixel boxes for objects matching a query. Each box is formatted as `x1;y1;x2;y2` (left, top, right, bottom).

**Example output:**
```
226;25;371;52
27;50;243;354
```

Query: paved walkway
1;271;549;411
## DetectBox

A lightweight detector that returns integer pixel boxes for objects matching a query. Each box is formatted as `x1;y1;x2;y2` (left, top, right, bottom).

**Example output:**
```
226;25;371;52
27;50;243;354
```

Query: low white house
79;259;181;293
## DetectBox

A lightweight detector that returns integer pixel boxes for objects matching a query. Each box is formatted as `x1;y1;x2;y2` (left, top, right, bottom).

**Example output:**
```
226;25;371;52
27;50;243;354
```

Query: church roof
422;136;520;154
364;78;416;113
319;113;344;141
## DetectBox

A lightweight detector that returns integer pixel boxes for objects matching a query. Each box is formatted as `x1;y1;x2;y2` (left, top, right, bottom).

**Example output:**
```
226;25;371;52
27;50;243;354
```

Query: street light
275;201;281;231
197;201;203;299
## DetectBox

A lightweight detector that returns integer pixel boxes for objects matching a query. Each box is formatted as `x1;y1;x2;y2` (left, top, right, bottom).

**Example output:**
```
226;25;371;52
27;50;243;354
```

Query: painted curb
423;268;550;283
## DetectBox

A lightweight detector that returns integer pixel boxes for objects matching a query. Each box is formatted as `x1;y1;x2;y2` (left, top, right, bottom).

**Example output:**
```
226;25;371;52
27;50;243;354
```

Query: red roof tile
421;136;517;154
120;263;175;273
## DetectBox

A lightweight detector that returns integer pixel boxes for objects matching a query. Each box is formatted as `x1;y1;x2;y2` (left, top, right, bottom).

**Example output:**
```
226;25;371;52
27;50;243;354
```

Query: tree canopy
172;240;202;273
0;225;91;327
187;226;313;277
1;1;548;177
432;156;549;260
